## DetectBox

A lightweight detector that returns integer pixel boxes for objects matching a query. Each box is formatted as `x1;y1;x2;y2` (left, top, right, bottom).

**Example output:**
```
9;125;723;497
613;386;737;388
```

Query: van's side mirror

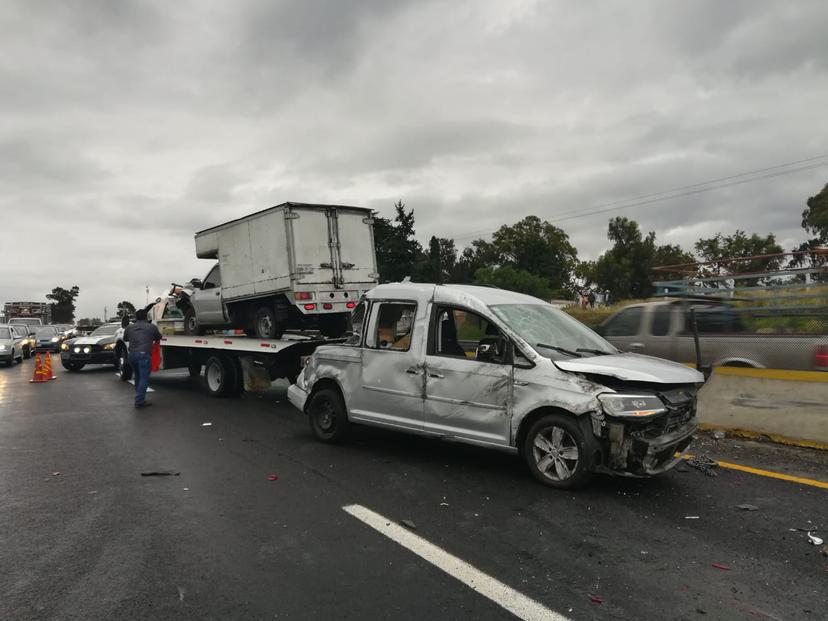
476;336;507;363
190;278;203;289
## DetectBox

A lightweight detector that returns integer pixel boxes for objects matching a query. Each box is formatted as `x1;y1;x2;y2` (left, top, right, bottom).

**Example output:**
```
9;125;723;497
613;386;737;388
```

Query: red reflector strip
323;303;333;310
345;302;356;309
295;292;312;300
260;343;271;348
224;340;232;344
304;303;317;311
194;339;203;344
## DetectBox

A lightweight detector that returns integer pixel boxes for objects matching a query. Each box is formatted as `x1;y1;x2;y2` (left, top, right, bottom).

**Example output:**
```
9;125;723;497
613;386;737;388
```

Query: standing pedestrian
588;290;596;308
123;308;162;409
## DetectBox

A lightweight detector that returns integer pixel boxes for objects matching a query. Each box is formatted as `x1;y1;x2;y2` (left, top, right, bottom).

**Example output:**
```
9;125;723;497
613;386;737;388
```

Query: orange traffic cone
43;352;56;380
29;354;48;383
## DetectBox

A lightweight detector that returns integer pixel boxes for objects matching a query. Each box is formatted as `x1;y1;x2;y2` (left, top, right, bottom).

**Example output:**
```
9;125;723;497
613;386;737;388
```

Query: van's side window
344;302;368;347
203;266;221;290
372;303;416;351
432;307;508;364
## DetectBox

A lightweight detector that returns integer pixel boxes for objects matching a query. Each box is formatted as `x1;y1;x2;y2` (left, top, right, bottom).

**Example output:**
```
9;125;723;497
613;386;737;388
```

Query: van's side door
422;306;512;447
348;300;425;432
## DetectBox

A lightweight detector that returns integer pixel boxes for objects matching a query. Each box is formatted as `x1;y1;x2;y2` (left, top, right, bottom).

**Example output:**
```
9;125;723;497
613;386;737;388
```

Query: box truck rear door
288;206;336;285
336;210;378;285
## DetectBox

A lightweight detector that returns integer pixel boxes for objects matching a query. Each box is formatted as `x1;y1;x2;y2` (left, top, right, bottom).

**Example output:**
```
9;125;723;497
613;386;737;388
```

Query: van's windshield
489;304;616;359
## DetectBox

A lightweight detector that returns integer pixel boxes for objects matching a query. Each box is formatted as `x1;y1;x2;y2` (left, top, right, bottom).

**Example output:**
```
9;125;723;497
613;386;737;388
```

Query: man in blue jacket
123;309;162;408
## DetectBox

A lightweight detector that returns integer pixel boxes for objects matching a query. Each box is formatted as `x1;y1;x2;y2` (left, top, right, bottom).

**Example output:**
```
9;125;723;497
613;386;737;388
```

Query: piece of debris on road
400;519;417;530
736;504;759;511
687;455;719;477
141;470;180;477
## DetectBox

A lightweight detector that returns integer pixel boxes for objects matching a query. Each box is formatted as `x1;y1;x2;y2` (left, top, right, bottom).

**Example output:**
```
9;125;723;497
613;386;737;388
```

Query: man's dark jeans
128;351;151;406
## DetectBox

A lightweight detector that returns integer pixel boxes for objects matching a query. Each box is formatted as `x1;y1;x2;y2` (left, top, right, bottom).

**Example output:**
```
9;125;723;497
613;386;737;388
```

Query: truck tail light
295;292;312;301
815;345;828;367
304;303;316;311
345;301;356;309
322;303;333;310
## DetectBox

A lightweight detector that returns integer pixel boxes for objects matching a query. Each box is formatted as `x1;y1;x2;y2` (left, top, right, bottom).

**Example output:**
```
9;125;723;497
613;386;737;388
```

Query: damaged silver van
288;284;704;488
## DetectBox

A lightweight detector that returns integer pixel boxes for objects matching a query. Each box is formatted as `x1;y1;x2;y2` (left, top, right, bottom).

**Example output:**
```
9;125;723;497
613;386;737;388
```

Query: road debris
711;563;731;571
267;474;279;481
201;422;213;427
712;430;726;440
821;545;828;557
141;470;180;476
52;471;61;476
736;504;759;511
439;502;449;507
400;519;417;530
589;595;603;604
806;532;824;546
687;455;719;477
685;516;700;520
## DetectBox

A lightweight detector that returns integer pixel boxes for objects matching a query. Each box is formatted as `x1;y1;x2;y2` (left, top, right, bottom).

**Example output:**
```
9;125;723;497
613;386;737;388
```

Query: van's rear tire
254;306;283;339
203;355;237;398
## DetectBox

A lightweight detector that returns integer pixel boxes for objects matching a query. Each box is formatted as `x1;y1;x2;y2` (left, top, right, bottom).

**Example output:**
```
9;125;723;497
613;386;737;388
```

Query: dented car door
423;306;512;446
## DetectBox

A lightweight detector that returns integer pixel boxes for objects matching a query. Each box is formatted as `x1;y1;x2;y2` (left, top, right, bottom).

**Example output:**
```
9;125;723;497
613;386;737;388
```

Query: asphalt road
1;359;826;620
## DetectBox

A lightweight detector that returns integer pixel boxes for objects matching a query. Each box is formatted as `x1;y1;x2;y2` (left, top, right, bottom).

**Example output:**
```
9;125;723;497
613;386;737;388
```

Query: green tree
116;301;136;319
473;265;553;300
46;286;80;323
490;216;577;295
694;230;783;286
450;239;501;283
802;182;828;241
419;236;457;283
373;201;423;282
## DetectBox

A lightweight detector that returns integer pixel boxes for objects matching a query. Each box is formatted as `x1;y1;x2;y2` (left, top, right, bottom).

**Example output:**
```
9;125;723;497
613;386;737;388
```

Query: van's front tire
523;413;592;489
307;388;350;442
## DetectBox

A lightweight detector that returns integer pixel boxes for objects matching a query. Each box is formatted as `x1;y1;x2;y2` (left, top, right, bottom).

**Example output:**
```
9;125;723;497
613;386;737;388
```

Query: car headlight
0;344;6;350
51;336;60;342
61;343;70;350
103;343;115;350
597;394;666;419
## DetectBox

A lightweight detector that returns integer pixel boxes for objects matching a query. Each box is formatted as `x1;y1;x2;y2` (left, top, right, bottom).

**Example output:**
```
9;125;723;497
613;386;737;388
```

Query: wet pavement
1;360;826;620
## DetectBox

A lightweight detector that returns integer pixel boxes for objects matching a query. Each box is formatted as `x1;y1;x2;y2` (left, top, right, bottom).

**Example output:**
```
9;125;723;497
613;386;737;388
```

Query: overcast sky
2;0;827;319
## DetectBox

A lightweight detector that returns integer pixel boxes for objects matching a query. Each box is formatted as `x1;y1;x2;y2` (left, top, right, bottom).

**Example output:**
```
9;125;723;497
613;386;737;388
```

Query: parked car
60;323;121;371
33;326;62;353
289;283;704;489
0;324;27;365
595;300;828;370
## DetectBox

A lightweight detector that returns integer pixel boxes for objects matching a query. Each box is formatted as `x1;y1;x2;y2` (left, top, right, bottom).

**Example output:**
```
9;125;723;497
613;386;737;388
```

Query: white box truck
181;202;378;338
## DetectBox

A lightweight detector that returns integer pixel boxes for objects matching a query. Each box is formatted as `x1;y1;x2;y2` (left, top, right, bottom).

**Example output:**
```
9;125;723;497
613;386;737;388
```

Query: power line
450;154;828;242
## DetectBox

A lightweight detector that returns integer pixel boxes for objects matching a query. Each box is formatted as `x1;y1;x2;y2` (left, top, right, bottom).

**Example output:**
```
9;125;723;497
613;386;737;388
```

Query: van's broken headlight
598;394;666;419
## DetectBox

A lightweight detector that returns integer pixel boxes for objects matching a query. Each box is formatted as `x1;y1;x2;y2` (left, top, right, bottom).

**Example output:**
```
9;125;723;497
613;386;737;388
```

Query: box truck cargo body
185;202;378;338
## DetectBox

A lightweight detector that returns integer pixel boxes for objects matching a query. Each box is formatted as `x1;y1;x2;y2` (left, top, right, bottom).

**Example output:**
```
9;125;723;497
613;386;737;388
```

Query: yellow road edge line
679;453;828;490
713;366;828;383
697;423;828;452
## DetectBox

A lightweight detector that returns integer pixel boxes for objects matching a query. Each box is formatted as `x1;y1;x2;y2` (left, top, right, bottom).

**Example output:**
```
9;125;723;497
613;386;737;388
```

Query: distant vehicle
289;283;704;489
60;323;120;372
9;317;43;328
0;324;27;365
33;326;62;353
8;324;34;358
179;202;378;339
595;299;828;371
54;324;76;338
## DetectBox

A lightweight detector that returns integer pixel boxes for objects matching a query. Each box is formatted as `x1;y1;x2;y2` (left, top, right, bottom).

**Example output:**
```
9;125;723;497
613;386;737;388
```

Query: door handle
405;367;421;375
629;342;644;351
513;380;529;386
215;291;220;296
428;372;444;379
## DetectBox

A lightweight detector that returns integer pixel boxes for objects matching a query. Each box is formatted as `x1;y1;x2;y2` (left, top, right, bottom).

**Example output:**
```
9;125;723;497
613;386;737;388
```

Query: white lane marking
127;379;155;392
342;504;570;621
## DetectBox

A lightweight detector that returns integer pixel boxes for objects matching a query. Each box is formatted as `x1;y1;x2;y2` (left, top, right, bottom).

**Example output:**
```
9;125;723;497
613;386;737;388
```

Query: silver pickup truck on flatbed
289;283;705;489
595;299;828;371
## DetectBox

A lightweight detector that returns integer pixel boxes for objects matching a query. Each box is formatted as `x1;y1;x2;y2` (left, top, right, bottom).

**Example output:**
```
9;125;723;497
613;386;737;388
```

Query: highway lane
1;360;826;620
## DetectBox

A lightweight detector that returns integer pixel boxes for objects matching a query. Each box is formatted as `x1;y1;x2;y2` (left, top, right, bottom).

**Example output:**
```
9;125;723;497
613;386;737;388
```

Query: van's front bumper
287;383;309;413
598;416;697;478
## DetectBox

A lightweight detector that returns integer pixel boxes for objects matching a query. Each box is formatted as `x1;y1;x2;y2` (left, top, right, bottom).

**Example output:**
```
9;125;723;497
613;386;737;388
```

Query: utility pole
104;306;107;322
146;285;149;305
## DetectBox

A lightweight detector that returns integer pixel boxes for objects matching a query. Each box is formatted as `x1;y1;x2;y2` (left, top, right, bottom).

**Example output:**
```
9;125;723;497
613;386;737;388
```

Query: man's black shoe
135;402;153;409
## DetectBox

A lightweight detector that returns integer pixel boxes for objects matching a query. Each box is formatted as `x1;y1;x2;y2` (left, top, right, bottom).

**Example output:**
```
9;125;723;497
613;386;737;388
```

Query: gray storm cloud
1;0;826;317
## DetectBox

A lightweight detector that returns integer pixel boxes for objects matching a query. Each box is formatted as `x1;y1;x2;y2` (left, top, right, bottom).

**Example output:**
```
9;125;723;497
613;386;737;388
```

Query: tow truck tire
523;413;592;490
203;355;237;398
184;308;206;336
254;306;283;339
117;348;133;381
62;361;85;372
307;388;350;442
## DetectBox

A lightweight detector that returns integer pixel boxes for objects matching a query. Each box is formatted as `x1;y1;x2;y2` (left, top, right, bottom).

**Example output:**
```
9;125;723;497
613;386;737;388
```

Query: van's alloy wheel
307;388;350;442
523;413;591;489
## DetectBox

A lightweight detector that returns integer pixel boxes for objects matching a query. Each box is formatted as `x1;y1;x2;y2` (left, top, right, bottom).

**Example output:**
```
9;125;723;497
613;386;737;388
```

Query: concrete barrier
697;367;828;448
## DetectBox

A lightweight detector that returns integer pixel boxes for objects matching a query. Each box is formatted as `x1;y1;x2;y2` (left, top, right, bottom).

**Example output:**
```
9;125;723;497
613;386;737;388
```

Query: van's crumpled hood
554;352;704;384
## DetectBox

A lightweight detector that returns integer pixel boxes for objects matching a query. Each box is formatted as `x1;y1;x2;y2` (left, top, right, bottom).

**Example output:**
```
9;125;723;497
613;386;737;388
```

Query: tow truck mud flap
239;356;273;392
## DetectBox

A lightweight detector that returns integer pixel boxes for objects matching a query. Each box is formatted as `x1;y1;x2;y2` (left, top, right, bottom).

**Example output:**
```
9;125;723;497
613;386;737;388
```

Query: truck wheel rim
188;316;197;332
207;364;222;391
532;425;579;481
316;399;335;432
258;315;273;336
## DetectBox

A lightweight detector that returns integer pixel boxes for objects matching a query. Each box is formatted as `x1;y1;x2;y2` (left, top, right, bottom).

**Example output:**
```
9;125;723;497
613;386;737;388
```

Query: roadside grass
563;299;650;327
